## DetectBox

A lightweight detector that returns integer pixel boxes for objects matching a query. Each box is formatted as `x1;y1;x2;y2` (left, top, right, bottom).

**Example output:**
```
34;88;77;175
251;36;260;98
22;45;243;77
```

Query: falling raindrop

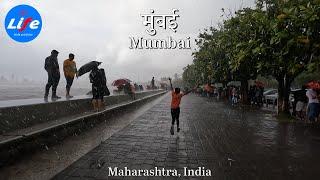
55;151;61;160
227;158;235;167
96;158;105;169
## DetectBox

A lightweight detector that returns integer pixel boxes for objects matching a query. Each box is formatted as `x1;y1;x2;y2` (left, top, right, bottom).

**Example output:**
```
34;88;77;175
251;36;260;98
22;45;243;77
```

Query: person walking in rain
169;78;195;135
44;50;61;99
63;53;77;98
294;85;307;121
306;87;319;123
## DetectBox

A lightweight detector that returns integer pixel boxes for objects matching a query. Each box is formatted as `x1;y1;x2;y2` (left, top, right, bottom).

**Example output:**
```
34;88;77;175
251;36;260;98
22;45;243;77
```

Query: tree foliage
183;0;320;113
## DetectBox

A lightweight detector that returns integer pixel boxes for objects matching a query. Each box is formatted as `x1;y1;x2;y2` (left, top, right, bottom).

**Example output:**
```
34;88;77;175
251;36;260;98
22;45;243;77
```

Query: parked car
265;93;278;106
264;89;296;108
263;89;277;104
263;89;278;96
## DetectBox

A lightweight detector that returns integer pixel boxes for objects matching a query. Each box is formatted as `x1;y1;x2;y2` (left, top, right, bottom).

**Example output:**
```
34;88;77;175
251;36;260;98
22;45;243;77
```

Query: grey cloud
0;0;254;83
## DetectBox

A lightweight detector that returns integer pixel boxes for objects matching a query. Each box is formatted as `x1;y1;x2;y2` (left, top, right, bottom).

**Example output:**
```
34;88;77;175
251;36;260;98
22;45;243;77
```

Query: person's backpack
99;68;110;96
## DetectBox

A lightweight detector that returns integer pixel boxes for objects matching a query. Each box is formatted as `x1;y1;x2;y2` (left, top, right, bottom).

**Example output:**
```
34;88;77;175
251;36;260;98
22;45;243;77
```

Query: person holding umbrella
77;61;109;111
89;65;104;111
112;78;131;94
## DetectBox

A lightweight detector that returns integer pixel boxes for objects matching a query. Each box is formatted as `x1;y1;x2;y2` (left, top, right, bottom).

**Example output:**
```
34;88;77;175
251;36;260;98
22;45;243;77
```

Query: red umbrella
307;81;320;90
112;78;131;86
255;80;264;87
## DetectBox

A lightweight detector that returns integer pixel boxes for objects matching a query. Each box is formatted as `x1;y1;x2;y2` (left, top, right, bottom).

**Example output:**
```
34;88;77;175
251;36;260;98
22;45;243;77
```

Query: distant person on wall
89;66;104;111
169;78;195;135
130;83;136;100
44;50;61;99
124;82;135;100
151;77;155;89
63;53;77;98
134;83;139;92
306;87;319;123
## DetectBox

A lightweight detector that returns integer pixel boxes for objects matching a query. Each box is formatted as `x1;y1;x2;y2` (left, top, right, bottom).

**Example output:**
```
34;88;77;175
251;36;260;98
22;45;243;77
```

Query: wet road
52;94;320;180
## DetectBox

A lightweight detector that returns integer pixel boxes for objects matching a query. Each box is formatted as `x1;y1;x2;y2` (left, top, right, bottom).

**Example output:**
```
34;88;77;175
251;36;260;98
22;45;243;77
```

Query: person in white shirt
306;88;319;122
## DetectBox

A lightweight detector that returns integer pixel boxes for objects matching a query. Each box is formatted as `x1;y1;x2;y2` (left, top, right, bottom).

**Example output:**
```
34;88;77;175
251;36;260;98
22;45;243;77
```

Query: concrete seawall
0;90;167;166
0;90;163;134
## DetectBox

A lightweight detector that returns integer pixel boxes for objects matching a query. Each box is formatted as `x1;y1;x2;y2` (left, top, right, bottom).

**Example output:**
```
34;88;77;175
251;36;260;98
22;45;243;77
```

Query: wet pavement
50;94;320;180
0;94;167;180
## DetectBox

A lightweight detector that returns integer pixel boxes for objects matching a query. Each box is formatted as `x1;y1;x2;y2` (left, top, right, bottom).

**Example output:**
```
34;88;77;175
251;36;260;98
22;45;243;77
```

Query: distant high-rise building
0;75;8;82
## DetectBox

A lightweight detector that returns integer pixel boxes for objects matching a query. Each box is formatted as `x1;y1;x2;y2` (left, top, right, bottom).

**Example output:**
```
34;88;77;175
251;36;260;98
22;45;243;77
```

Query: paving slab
53;95;320;180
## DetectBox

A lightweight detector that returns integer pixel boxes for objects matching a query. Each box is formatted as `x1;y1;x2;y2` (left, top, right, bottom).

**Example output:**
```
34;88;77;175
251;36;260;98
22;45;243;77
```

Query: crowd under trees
183;0;320;114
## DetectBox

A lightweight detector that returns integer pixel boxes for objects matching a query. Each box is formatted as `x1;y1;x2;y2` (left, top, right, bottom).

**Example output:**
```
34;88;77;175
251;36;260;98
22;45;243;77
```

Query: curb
0;91;167;167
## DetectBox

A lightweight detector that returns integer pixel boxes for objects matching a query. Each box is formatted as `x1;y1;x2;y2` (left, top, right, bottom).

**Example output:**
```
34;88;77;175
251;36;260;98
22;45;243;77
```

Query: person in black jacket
44;50;61;99
89;66;104;111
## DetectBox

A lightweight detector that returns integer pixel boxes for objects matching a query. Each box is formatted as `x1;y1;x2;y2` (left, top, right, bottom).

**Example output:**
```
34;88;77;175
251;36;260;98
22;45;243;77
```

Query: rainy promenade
50;93;320;180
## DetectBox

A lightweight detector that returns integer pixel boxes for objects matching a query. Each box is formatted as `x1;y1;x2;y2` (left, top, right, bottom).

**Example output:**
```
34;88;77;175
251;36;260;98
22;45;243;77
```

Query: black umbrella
77;61;102;77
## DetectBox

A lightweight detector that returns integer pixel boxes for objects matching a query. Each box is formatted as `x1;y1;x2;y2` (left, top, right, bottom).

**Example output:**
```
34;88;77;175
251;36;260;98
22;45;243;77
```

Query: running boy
169;78;195;135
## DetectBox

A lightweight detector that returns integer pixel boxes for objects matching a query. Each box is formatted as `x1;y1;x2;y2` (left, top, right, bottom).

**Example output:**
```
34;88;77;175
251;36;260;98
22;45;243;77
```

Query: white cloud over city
0;0;254;83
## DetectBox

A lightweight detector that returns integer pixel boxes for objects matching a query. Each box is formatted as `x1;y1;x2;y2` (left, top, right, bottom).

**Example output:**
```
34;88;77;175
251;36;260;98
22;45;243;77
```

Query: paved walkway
53;94;320;180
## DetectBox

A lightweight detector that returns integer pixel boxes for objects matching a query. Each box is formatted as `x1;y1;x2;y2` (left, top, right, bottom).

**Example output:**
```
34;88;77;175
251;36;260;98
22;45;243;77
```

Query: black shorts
65;76;74;89
92;85;104;100
171;108;180;120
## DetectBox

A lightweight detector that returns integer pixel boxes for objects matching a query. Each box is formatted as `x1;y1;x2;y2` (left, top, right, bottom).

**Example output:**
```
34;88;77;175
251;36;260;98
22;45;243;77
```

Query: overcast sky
0;0;254;83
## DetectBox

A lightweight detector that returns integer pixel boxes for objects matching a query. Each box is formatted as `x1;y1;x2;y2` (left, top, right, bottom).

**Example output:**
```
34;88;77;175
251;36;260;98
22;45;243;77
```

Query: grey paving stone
53;95;320;180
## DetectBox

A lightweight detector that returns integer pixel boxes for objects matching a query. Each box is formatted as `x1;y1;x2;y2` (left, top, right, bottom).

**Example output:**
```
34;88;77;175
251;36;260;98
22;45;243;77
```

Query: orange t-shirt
171;91;184;109
63;59;76;78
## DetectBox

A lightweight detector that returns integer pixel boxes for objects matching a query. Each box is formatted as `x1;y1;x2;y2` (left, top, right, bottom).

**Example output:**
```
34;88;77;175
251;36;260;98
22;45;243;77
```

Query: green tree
184;0;320;113
254;0;320;113
222;8;267;103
